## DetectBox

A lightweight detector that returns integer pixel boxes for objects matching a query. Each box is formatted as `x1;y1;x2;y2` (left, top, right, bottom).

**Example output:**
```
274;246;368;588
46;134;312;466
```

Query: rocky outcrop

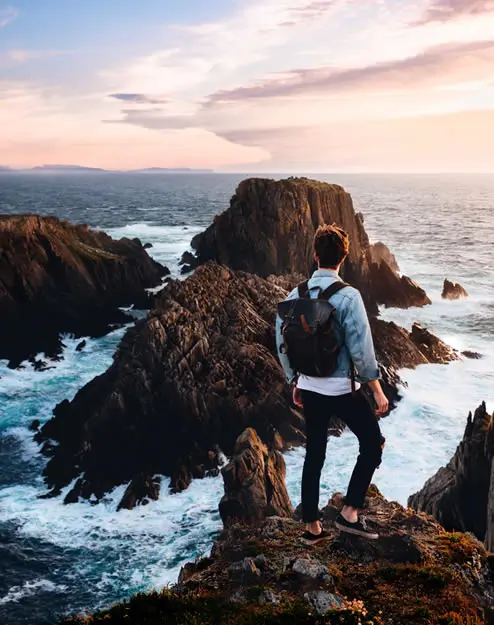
65;485;493;624
184;178;430;312
219;428;293;527
35;263;453;508
409;403;494;549
0;214;168;367
442;278;468;300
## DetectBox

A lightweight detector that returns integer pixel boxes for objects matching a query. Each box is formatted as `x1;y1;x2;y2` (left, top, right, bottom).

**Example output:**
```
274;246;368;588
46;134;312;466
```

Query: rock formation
442;278;468;300
183;177;430;311
35;263;457;509
219;428;293;527
63;485;494;624
0;214;168;367
409;402;494;550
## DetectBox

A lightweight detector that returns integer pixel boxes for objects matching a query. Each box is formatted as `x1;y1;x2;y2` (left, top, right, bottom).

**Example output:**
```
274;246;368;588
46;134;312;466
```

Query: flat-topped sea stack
0;214;168;367
184;177;431;311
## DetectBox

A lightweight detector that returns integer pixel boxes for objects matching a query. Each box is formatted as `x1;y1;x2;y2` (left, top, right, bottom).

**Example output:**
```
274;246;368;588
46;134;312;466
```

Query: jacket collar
311;268;340;279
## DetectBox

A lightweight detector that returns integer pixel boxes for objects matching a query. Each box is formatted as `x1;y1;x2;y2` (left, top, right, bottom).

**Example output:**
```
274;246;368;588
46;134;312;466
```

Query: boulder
219;428;294;527
187;177;430;312
409;403;494;548
0;214;168;367
442;279;468;300
409;322;459;364
35;263;456;508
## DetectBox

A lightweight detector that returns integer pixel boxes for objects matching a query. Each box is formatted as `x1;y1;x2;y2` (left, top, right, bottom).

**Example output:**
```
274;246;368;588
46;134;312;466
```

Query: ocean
0;172;493;624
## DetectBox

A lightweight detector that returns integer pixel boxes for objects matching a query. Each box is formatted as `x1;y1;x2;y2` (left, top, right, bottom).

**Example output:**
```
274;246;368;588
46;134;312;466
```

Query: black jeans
301;388;384;523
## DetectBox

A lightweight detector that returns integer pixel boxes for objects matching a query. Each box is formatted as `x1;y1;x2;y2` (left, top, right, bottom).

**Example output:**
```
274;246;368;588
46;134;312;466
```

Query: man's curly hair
314;224;350;269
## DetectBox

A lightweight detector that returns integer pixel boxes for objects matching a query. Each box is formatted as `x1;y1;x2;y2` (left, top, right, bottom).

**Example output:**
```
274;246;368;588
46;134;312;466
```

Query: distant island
0;165;215;174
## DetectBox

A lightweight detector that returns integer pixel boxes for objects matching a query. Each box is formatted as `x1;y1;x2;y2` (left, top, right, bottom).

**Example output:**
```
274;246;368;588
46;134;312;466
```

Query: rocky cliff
62;462;494;625
35;263;457;509
184;178;430;311
409;403;494;550
0;214;168;367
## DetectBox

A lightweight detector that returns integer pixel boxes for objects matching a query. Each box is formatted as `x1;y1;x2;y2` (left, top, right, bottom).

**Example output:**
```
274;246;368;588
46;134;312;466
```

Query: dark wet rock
0;214;169;368
219;428;294;528
75;340;87;352
188;177;430;312
462;350;483;360
117;474;161;511
228;558;262;584
29;419;41;432
143;242;153;249
180;251;198;274
409;402;494;549
442;278;468;300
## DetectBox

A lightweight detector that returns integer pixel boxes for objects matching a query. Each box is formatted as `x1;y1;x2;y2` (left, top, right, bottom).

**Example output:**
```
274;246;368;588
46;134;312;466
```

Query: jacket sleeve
340;290;380;383
275;288;297;384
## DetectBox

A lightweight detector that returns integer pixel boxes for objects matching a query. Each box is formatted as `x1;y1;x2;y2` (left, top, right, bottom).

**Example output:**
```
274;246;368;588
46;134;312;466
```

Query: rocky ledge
182;178;431;312
0;214;168;367
409;402;494;551
35;263;457;509
442;279;468;300
62;428;494;625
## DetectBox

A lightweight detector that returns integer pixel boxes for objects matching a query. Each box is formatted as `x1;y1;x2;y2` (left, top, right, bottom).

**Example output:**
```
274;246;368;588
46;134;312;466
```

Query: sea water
0;173;493;624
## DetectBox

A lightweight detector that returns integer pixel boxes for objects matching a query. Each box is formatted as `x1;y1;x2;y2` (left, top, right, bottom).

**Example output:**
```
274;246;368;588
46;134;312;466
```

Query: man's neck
318;266;339;273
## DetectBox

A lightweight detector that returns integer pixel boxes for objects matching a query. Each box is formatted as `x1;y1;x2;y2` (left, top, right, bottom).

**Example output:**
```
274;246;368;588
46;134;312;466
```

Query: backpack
277;280;350;378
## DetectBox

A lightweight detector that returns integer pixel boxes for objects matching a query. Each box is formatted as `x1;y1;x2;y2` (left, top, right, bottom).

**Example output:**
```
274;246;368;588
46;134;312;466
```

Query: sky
0;0;493;172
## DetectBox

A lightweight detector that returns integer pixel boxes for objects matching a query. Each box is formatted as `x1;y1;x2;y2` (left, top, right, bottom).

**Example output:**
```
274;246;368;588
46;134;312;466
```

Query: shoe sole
299;535;332;546
335;522;379;540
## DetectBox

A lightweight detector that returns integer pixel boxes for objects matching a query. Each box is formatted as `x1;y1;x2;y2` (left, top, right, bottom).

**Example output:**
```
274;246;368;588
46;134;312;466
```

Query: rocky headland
0;214;168;368
409;403;494;552
62;428;494;625
182;177;431;311
34;178;458;509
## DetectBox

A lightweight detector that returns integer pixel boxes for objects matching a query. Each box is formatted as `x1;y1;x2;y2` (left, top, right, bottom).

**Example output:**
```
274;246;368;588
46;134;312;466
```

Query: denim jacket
275;269;380;385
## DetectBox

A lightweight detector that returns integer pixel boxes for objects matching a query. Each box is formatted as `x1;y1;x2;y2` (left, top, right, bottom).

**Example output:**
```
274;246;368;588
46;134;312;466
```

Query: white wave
0;579;68;606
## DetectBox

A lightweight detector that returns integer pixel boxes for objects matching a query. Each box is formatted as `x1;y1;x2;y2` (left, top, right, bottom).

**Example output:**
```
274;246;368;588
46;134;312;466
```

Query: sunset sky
1;0;493;172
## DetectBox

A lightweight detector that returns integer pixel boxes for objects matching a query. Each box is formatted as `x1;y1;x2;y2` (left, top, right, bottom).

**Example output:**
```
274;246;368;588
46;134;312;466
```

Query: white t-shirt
297;374;361;396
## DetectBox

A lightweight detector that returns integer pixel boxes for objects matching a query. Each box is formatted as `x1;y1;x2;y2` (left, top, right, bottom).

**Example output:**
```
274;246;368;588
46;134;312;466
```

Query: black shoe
300;529;332;546
335;514;379;540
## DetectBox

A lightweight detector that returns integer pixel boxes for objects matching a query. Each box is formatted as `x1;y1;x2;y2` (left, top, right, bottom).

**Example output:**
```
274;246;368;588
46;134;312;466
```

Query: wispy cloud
204;39;494;103
416;0;494;24
109;93;168;105
0;5;17;28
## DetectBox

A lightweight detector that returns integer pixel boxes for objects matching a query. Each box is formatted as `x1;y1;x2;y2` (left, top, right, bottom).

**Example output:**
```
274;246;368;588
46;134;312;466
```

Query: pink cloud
415;0;494;24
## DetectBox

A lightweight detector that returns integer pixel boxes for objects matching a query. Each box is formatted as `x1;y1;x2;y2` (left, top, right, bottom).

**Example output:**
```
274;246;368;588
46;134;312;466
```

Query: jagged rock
219;428;294;527
117;474;161;511
442;278;468;300
0;214;168;367
188;177;430;312
409;322;459;364
35;265;307;506
409;403;494;548
292;559;333;584
368;241;400;273
304;591;345;614
29;419;41;432
143;242;153;249
75;340;87;352
35;263;456;507
180;251;198;274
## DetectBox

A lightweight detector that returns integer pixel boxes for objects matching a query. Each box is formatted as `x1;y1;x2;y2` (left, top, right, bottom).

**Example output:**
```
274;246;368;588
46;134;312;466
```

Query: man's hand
373;389;389;416
292;386;303;408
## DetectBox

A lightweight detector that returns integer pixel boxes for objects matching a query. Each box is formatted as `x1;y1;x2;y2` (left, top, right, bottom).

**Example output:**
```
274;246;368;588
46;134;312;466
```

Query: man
275;224;388;544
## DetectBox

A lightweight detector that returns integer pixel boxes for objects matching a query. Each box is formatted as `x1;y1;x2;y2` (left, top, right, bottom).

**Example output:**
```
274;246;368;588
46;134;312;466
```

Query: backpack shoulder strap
320;281;350;301
297;280;310;298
